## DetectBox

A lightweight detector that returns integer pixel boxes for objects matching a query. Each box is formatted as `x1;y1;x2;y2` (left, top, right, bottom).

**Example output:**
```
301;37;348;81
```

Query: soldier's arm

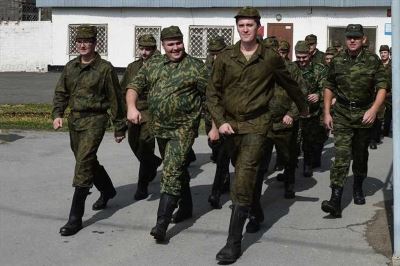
52;69;69;129
126;64;147;124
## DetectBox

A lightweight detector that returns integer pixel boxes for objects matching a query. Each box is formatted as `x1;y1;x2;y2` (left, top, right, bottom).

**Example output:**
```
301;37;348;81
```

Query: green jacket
127;53;208;138
310;49;325;65
52;53;126;134
207;40;307;134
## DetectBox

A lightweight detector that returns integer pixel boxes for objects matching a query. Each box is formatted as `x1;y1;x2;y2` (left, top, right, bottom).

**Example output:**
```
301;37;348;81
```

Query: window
135;26;161;59
188;26;234;59
68;24;108;56
328;26;377;53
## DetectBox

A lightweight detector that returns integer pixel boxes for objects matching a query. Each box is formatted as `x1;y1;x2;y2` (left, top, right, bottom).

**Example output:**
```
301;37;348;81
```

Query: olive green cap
345;24;364;37
279;40;290;51
305;34;317;45
379;45;390;52
332;40;342;48
295;41;310;53
263;36;279;49
234;6;261;19
161;26;183;40
325;47;338;55
138;34;157;47
208;36;226;52
76;25;97;39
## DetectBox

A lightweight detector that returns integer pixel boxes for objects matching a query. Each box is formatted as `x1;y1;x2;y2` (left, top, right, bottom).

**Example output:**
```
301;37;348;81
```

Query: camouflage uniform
382;53;392;136
127;46;208;197
207;39;307;205
306;34;325;65
120;35;162;198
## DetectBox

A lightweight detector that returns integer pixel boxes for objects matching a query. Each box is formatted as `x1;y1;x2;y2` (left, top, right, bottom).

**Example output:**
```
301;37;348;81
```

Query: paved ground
0;130;394;266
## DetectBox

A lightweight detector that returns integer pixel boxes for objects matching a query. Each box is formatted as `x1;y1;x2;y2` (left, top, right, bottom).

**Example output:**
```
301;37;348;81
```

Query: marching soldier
324;47;339;66
380;45;392;137
305;34;325;64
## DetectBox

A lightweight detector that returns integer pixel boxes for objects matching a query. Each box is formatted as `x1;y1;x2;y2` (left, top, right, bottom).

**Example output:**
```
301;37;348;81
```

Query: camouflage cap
305;34;317;45
332;40;342;48
325;47;338;55
161;26;183;40
345;24;364;37
208;36;226;52
295;41;310;54
379;45;390;52
138;34;157;47
279;40;290;51
76;25;97;39
234;6;261;19
263;36;279;49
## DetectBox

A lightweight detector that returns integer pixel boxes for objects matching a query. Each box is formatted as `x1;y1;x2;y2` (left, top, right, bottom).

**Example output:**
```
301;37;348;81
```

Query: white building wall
0;21;52;72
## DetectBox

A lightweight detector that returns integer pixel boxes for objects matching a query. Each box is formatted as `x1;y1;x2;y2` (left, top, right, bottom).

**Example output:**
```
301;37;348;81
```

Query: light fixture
276;14;282;21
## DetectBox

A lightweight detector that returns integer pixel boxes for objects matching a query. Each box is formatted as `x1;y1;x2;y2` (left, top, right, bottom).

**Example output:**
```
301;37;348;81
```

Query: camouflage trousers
330;127;370;187
227;133;267;206
128;122;162;183
157;134;195;196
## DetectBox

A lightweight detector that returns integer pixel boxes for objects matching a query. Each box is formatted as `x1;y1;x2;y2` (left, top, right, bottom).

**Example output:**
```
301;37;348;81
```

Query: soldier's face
325;54;334;65
345;36;363;52
308;43;317;53
162;38;185;62
295;53;310;68
237;18;259;43
76;38;96;57
380;51;389;61
278;50;288;59
139;46;156;61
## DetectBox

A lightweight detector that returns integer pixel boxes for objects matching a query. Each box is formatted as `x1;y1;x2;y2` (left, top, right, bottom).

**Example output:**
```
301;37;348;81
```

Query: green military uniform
382;46;392;136
306;34;325;65
207;39;307;205
120;34;162;199
295;41;328;175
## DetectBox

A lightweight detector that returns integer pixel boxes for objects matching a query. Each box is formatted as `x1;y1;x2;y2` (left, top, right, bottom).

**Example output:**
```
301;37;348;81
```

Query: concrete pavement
0;130;393;265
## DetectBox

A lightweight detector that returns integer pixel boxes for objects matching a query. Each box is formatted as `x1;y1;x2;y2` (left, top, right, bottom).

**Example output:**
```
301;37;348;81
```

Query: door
267;23;294;60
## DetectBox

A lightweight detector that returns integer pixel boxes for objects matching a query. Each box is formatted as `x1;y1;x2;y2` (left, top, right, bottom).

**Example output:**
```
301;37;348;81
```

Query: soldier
207;7;308;263
52;25;127;236
324;47;338;66
305;34;325;64
278;40;291;59
205;36;232;209
321;24;387;218
295;41;328;178
126;26;208;241
332;40;343;52
120;34;163;200
379;45;392;137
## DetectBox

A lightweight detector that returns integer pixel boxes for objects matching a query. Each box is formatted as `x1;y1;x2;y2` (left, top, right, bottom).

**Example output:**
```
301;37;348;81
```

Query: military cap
138;34;157;47
379;45;390;52
305;34;317;45
279;40;290;51
263;36;279;49
325;47;338;55
332;40;342;48
295;41;310;53
208;36;226;52
345;24;364;37
234;6;261;19
76;25;97;39
161;26;183;40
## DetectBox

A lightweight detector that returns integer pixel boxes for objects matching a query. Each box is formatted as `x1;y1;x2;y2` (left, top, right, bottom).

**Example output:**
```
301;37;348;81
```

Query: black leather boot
369;140;377;150
185;148;197;167
172;183;193;223
353;176;366;205
92;164;117;210
284;182;295;199
150;193;178;241
60;187;90;236
303;152;313;177
134;180;149;200
321;185;343;218
134;157;162;200
216;205;249;263
208;190;222;209
221;173;231;194
312;145;323;168
246;201;264;233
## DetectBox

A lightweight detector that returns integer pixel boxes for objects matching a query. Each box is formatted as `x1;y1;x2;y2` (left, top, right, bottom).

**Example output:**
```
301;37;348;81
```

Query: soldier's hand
219;123;235;135
53;118;63;130
331;98;336;106
362;108;377;125
307;93;319;103
127;108;142;124
282;115;293;125
208;127;220;142
324;113;333;130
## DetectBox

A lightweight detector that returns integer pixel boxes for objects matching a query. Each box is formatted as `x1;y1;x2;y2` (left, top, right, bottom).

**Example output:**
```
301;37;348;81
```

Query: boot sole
59;225;82;236
354;199;366;205
216;254;240;263
150;230;166;241
321;203;342;218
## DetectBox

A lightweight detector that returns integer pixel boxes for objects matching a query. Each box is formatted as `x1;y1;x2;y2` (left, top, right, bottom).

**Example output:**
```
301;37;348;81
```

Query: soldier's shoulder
364;50;381;64
64;57;79;69
186;54;205;67
313;62;326;71
98;58;115;70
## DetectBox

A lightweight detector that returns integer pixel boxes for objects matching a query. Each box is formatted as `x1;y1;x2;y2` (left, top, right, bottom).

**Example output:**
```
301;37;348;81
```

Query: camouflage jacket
52;53;126;134
296;61;327;117
207;40;307;134
324;49;387;127
310;49;325;65
269;60;307;128
127;53;208;138
384;60;392;105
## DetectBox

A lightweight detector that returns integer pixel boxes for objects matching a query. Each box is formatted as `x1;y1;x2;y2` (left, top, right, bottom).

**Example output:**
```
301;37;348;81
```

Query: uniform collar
74;52;102;70
230;39;264;64
162;52;187;65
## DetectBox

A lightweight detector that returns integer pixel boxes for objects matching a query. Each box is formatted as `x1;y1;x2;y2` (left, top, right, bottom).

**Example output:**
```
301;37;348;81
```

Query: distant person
305;34;325;64
379;45;392;137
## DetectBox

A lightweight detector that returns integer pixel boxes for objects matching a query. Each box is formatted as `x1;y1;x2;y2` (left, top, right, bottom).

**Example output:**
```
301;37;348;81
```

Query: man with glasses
52;25;127;236
321;24;387;218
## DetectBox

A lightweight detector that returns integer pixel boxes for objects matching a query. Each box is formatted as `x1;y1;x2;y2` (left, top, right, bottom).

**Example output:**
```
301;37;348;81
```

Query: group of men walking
52;6;391;263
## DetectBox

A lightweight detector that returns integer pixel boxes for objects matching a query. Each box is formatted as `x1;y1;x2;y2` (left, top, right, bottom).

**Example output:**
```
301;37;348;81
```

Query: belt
336;95;372;109
70;111;107;118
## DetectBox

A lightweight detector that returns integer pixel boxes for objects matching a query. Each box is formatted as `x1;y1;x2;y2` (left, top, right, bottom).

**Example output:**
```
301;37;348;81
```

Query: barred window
188;26;234;59
68;24;108;56
135;26;161;59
